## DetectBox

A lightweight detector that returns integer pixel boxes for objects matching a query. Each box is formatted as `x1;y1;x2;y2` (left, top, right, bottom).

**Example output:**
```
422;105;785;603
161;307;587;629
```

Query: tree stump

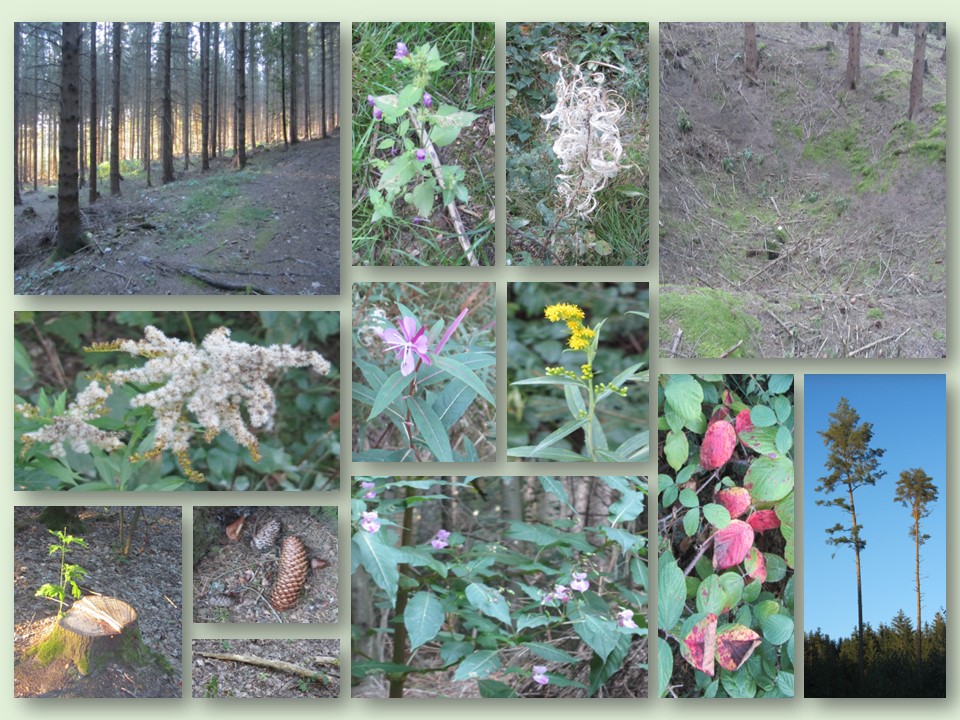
32;596;149;675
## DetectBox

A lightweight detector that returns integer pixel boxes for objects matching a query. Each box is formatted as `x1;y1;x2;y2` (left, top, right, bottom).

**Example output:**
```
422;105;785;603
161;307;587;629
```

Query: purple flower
360;481;377;499
391;145;400;156
360;511;380;533
553;584;572;603
394;42;409;60
416;148;427;161
412;216;425;224
431;528;451;549
532;666;549;685
373;107;383;120
367;94;376;106
378;314;432;376
617;609;638;629
423;92;433;108
570;571;589;593
433;307;469;355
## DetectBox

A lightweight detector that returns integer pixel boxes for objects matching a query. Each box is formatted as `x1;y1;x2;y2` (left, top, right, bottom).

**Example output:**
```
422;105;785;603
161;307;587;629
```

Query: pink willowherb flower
378;314;432;376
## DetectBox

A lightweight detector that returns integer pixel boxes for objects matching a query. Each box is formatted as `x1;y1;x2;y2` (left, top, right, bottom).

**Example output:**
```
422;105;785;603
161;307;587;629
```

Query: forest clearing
659;23;946;358
14;22;340;295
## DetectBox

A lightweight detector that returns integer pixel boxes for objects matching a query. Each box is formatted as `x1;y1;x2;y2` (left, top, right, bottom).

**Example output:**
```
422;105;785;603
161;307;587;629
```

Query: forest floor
659;23;947;358
14;134;340;295
13;506;182;698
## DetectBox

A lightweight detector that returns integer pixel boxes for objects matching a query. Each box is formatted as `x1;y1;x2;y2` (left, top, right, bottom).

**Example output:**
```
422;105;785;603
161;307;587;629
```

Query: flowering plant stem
406;108;477;266
389;485;416;698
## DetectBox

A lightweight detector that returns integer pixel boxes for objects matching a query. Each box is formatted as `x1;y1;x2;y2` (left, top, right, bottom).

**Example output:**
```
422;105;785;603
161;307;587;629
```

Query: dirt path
14;134;340;296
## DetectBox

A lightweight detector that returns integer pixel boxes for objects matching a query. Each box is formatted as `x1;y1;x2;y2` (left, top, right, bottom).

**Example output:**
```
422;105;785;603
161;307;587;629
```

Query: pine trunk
744;23;758;82
110;23;122;196
845;22;861;90
290;23;299;145
236;22;247;169
908;23;927;119
162;23;174;183
57;22;84;256
201;23;210;171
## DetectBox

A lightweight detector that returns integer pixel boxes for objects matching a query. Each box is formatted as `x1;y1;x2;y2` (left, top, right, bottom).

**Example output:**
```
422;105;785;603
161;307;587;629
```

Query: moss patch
660;287;760;357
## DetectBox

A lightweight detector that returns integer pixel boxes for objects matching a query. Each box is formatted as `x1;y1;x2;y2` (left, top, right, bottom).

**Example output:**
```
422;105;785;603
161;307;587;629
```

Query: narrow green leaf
433;355;494;405
408;397;453;462
453;650;501;680
507;446;590;462
657;637;674;697
368;369;413;421
522;642;577;665
532;417;589;454
351;533;400;606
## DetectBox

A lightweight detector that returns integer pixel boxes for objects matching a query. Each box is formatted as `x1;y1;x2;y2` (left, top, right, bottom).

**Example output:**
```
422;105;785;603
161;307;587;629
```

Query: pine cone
250;518;282;552
270;536;308;611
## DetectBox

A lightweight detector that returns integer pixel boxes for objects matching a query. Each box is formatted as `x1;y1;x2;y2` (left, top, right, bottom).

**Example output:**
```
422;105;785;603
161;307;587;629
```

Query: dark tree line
805;611;947;697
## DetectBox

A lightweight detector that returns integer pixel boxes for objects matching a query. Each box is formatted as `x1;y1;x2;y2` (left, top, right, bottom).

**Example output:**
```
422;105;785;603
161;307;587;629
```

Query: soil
14;135;340;295
659;23;947;358
13;506;182;698
192;638;340;698
193;506;339;624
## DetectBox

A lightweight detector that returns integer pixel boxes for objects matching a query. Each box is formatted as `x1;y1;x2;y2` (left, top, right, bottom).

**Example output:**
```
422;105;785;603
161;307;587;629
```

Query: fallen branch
846;329;909;358
138;256;279;295
195;651;339;684
406;108;479;266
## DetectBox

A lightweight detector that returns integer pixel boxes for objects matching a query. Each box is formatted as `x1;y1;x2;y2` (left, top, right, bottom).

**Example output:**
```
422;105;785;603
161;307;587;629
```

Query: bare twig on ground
195;650;338;683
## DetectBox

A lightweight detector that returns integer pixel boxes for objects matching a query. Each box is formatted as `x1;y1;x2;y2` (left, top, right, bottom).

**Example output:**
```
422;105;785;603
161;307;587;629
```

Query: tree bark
248;23;256;149
57;23;84;256
201;23;210;170
88;23;99;202
319;23;327;139
849;487;865;692
891;22;900;38
280;27;288;146
142;23;152;187
289;23;299;145
908;22;927;119
181;23;191;171
743;23;758;82
914;512;922;675
235;22;247;168
212;23;220;159
14;23;23;204
845;22;861;91
162;23;175;183
110;23;122;196
303;23;311;140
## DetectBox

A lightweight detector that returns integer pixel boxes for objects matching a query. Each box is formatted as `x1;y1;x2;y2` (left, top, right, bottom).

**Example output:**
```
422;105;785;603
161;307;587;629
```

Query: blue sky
803;374;947;640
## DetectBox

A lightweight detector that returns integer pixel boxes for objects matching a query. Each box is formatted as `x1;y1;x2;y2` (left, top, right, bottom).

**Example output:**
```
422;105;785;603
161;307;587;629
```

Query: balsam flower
360;511;381;533
360;480;377;499
378;314;431;376
430;528;451;549
532;666;549;685
617;608;638;629
570;571;589;592
394;42;409;60
551;584;572;603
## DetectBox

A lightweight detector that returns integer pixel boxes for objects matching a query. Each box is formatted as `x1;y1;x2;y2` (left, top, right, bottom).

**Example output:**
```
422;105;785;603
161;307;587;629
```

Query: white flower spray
19;325;332;483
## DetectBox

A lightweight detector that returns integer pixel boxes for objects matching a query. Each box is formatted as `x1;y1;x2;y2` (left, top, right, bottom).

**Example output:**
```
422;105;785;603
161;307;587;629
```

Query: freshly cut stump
32;596;148;675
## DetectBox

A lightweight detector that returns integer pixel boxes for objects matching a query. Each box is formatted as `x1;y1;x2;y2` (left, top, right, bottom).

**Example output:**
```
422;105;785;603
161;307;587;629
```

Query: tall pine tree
815;397;886;691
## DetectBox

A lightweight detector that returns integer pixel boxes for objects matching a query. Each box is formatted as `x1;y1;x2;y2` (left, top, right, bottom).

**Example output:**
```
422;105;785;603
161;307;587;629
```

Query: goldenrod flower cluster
545;303;595;351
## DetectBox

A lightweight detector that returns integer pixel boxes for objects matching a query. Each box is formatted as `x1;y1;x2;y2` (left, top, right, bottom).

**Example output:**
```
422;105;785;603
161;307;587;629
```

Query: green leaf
428;105;481;146
664;430;689;471
745;456;794;503
776;491;795;568
465;582;512;627
376;153;417;195
408;397;454;462
721;666;757;698
767;374;793;394
589;634;629;695
695;574;725;615
602;526;642;553
478;680;518;698
507;446;589;462
658;552;686;630
532;417;589;454
404;591;444;649
563;383;588;418
683;507;700;536
608;489;645;525
410;179;436;218
522;642;577;664
432;355;494;405
763;553;788;583
702;503;732;529
775;425;793;454
453;650;501;680
351;533;400;606
512;375;585;388
771;395;792;424
663;374;704;426
761;614;794;646
776;671;795;697
657;637;674;697
679;487;700;508
750;405;777;427
368;369;414;421
570;606;619;661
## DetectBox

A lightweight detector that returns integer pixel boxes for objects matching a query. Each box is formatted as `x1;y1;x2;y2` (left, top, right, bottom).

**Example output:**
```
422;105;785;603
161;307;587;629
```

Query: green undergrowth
660;288;760;358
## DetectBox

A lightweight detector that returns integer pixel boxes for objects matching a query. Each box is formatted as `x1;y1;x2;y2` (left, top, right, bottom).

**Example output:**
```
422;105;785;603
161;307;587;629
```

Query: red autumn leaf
744;546;767;584
747;509;781;533
722;389;733;407
716;624;763;672
735;408;753;437
710;406;731;424
680;613;718;677
716;486;751;519
225;516;245;542
712;519;755;570
700;421;736;470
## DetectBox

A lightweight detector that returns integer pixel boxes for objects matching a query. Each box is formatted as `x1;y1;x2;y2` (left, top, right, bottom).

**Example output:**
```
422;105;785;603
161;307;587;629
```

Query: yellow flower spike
568;335;590;351
545;303;585;323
